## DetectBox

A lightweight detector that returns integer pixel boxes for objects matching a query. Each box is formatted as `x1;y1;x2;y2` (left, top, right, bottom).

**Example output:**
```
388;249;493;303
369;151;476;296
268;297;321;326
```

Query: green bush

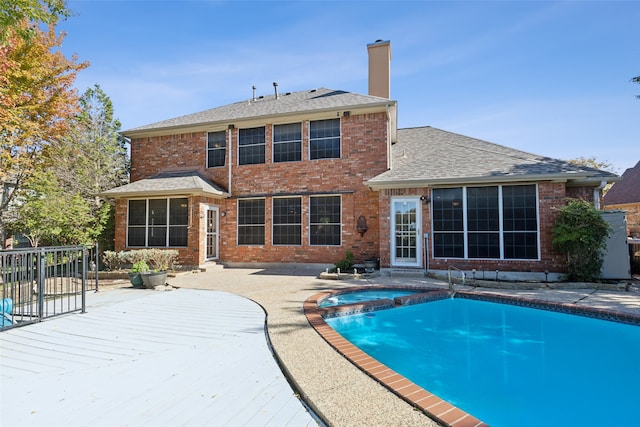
552;199;610;282
333;250;355;273
101;249;179;271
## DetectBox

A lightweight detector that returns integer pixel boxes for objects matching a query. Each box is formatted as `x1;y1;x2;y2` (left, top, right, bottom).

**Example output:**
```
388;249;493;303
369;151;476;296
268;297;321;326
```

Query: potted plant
140;249;178;289
140;269;168;289
128;260;149;288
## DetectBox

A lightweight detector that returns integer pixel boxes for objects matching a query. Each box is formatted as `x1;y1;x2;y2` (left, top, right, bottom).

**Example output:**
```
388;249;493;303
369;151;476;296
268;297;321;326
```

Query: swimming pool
324;296;640;427
318;289;418;307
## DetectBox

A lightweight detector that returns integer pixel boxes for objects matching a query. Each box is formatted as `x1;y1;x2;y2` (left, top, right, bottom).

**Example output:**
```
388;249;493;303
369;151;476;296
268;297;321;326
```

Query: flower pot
128;272;144;288
364;259;377;272
141;271;168;289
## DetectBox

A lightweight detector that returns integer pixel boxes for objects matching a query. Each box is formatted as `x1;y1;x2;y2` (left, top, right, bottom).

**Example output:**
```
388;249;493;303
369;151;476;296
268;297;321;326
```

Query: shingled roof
100;169;228;199
124;88;395;136
367;126;618;189
604;160;640;205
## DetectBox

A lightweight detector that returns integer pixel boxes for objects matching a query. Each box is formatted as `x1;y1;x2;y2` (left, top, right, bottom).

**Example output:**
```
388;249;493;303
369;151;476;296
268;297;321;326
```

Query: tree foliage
552;199;610;282
633;75;640;99
0;20;88;217
567;156;616;174
0;0;70;42
10;85;129;247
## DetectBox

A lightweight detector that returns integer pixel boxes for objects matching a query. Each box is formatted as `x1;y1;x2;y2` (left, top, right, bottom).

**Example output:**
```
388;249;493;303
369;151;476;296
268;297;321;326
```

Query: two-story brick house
102;40;617;280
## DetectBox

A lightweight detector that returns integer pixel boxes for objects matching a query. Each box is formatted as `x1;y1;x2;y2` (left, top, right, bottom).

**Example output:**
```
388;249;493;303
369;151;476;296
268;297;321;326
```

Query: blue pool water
325;298;640;427
318;290;417;307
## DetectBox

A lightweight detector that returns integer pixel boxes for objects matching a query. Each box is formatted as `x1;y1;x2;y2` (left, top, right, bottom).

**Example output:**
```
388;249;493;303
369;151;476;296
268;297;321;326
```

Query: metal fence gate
1;245;98;331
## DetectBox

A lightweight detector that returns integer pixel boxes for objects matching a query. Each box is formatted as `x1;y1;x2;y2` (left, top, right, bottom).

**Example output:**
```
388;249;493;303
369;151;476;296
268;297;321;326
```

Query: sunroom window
432;185;538;259
127;198;188;247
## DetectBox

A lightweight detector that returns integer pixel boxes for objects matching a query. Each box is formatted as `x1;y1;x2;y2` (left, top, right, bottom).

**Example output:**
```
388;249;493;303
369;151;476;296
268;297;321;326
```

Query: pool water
318;290;417;307
325;298;640;427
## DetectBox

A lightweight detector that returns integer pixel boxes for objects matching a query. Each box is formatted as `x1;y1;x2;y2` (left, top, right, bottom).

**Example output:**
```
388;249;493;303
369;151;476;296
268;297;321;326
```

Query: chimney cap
368;39;390;47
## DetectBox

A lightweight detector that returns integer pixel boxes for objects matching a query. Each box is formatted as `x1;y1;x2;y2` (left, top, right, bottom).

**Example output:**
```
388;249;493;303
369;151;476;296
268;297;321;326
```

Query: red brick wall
377;182;571;274
117;113;388;266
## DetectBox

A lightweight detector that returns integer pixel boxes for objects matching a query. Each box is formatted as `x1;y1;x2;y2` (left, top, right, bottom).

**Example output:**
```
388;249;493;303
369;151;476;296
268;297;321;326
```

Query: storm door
391;198;421;267
205;207;219;260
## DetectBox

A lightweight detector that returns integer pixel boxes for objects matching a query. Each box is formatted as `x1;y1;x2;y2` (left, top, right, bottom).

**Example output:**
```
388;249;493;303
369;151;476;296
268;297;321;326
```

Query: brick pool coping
304;286;640;427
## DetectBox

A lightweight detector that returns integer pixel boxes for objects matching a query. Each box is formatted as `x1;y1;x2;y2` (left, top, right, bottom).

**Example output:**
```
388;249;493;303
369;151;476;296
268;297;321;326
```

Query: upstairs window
273;123;302;163
207;131;226;168
309;119;340;160
309;195;341;245
127;198;188;247
237;199;265;245
238;126;265;165
272;197;302;245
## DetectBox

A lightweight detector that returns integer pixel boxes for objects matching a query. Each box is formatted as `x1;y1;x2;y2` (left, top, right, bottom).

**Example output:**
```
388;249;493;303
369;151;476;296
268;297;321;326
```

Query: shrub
552;199;610;282
102;250;126;270
333;250;355;273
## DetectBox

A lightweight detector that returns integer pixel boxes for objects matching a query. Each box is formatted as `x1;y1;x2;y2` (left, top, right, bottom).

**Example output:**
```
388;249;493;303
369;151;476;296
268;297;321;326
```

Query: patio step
198;262;225;272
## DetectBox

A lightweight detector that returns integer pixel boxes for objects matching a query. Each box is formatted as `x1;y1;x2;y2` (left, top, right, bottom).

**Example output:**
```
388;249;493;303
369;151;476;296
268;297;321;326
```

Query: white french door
205;207;219;260
391;198;421;267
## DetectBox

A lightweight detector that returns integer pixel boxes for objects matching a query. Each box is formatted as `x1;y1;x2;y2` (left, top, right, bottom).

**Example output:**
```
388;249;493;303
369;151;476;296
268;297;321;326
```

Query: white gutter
593;180;607;210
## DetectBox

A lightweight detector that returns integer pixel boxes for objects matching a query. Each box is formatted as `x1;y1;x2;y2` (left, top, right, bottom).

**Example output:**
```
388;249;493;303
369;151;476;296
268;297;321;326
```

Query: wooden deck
0;287;318;427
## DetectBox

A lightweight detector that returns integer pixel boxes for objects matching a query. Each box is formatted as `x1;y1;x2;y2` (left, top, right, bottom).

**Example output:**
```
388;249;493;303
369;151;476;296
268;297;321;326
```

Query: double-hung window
273;123;302;163
432;185;538;259
127;198;188;247
207;131;226;168
238;127;265;165
309;195;341;245
272;197;302;245
237;199;265;245
309;119;340;160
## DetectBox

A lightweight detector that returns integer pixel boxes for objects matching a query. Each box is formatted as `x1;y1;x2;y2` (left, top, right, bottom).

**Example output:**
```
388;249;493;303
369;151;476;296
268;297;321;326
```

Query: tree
46;85;129;248
552;199;610;282
11;169;93;247
568;156;616;174
0;20;88;245
9;85;128;247
633;75;640;99
0;0;70;42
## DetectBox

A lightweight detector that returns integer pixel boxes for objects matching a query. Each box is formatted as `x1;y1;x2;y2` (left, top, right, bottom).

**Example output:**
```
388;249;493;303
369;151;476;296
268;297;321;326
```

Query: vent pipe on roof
252;85;256;102
273;82;279;99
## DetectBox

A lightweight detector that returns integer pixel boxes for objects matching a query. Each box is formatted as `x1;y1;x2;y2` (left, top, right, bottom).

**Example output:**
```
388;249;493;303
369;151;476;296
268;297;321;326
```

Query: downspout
227;126;233;196
386;102;392;170
593;180;607;210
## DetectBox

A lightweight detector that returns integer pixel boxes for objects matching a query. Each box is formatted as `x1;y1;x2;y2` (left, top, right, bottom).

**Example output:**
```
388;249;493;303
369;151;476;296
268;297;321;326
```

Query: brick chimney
367;40;391;98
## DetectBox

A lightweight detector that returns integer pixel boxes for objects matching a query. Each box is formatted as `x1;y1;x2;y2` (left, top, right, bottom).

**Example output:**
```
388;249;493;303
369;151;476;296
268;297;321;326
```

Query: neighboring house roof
604;160;640;205
100;170;229;199
367;126;618;189
123;88;397;138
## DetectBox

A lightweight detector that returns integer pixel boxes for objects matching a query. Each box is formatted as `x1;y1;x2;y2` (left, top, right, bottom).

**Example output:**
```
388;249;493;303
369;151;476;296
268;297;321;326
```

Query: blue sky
58;0;639;173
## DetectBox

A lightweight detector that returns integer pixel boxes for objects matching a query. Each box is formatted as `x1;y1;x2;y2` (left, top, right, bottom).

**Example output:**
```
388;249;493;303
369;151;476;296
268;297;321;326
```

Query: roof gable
604;160;640;205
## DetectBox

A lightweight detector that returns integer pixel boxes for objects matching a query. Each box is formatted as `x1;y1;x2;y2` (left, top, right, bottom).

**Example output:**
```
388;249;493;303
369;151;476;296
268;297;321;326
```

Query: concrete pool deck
167;267;640;426
3;266;638;426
